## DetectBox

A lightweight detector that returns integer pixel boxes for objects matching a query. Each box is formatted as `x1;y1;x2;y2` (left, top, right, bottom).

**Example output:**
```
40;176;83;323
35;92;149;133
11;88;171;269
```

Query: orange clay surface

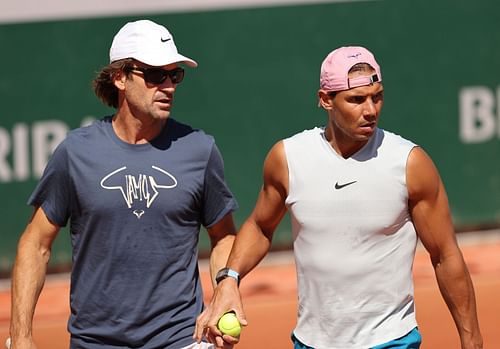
1;232;499;348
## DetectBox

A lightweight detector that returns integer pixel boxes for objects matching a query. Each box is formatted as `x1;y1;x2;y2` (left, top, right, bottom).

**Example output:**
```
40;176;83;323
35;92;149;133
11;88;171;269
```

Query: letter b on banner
459;86;500;143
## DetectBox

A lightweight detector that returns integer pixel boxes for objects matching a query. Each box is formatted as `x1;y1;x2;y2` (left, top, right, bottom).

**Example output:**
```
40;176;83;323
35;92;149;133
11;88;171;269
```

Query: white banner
0;0;376;24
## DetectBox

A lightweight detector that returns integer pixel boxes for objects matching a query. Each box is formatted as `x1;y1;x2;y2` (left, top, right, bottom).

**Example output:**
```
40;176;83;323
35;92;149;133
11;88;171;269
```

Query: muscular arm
407;147;482;349
207;213;237;288
194;141;289;347
225;141;288;278
10;206;60;347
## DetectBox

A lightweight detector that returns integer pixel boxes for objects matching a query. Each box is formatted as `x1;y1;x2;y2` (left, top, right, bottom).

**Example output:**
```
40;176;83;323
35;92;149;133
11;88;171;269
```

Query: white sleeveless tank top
284;127;418;348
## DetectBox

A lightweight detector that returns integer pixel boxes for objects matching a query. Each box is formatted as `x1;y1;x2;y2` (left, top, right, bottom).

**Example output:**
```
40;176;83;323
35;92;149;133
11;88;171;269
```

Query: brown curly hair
92;58;134;108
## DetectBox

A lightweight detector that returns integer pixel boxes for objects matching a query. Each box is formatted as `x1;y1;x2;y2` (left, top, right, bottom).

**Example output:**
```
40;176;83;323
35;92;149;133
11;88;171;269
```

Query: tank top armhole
282;138;294;207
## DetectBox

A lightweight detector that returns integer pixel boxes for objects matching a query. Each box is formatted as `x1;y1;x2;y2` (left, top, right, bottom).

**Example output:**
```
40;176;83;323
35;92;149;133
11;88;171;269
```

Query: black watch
215;267;240;286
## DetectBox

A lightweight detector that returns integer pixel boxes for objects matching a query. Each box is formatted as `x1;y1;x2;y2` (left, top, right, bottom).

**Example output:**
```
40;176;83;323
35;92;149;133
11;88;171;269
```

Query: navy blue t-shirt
29;117;238;348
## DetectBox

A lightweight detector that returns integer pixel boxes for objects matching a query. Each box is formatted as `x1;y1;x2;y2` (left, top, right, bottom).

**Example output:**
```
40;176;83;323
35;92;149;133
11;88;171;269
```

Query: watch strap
216;267;240;286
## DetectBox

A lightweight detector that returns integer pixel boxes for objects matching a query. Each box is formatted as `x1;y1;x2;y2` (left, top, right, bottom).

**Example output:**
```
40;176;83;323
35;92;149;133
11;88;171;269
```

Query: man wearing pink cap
196;46;483;348
9;20;238;349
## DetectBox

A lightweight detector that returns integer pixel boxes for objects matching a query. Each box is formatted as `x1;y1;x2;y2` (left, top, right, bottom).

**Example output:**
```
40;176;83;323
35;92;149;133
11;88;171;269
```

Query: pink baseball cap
320;46;381;91
109;20;198;68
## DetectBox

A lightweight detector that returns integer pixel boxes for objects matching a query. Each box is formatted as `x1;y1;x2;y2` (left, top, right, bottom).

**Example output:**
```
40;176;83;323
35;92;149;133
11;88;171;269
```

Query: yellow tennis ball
217;312;241;337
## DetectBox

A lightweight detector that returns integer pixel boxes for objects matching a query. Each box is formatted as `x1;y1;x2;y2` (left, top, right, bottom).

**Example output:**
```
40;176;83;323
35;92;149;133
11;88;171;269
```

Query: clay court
1;231;499;348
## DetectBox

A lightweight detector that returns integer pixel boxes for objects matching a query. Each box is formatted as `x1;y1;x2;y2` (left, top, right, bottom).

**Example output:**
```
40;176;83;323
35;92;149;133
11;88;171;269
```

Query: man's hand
194;278;247;348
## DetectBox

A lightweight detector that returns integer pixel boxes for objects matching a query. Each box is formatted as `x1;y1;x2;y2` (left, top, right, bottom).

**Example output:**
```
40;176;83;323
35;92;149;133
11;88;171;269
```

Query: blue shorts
291;327;421;349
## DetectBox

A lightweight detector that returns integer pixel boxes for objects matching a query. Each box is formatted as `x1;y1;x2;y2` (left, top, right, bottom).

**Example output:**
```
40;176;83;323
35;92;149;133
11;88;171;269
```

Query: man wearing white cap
196;46;483;348
9;20;237;349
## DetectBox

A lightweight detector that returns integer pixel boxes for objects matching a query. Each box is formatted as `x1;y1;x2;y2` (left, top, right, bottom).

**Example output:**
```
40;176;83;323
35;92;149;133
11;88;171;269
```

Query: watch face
216;268;240;285
216;268;229;283
217;268;228;276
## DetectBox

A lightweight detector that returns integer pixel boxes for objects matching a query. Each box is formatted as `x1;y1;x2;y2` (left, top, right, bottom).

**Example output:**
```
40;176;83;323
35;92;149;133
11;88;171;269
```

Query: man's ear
113;70;127;91
318;89;334;110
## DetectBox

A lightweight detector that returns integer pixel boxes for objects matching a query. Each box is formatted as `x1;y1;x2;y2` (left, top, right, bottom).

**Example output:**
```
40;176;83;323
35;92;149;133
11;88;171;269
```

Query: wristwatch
215;267;240;286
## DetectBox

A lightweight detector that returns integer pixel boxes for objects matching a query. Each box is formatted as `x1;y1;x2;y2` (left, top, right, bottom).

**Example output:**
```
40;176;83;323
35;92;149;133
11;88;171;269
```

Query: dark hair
327;63;376;97
92;58;134;108
348;62;376;75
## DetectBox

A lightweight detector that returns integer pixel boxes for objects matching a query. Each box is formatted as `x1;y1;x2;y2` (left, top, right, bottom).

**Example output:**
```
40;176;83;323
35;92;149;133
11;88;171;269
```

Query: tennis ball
217;312;241;337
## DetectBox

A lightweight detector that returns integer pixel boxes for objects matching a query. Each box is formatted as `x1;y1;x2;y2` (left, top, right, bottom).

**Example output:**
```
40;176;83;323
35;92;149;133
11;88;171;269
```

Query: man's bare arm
10;206;60;348
407;147;482;349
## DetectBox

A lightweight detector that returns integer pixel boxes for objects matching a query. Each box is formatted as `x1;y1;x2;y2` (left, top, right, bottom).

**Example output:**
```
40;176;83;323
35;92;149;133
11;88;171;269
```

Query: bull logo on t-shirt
100;165;177;218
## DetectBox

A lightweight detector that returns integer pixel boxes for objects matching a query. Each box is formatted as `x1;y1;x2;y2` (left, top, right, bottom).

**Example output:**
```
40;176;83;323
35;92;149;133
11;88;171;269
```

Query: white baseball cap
109;19;198;68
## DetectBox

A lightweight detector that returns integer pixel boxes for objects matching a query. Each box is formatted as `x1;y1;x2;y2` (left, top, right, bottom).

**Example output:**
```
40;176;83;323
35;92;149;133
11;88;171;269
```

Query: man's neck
324;126;369;159
112;112;167;144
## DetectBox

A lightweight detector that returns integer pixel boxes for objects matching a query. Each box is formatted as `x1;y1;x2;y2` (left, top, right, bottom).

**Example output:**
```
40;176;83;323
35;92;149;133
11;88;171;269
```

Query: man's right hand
194;278;247;348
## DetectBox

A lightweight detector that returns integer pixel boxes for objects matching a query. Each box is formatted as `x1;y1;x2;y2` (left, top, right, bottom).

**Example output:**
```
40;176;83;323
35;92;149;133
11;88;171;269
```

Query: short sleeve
201;144;238;228
28;141;72;227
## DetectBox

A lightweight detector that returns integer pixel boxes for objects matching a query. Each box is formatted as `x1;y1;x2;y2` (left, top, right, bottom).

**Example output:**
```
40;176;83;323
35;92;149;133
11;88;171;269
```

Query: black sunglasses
127;66;185;85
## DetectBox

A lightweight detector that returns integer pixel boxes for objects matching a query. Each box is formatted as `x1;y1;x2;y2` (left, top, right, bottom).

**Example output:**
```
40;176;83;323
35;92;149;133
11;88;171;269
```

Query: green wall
1;0;499;274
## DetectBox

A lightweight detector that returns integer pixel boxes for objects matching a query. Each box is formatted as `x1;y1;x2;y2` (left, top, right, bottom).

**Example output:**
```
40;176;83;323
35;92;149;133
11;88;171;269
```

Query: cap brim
153;54;198;68
129;53;198;68
176;55;198;68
